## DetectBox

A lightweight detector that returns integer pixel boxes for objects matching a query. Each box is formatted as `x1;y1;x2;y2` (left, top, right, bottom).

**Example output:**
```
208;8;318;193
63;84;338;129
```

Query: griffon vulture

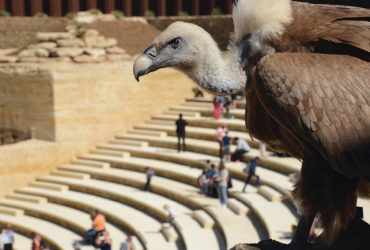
134;0;370;248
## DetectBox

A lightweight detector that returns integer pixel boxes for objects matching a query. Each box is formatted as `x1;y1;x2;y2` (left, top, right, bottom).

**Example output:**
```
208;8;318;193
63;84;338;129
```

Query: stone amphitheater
0;96;368;249
0;14;369;250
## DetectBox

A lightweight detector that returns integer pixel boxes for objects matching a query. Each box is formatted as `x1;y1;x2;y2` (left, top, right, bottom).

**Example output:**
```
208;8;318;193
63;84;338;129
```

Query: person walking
144;167;155;191
216;162;229;208
232;137;250;162
163;204;177;227
242;157;261;192
175;114;187;152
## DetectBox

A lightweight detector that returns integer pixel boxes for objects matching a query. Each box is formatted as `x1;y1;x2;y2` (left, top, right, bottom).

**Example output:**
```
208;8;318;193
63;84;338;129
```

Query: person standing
232;137;250;162
216;162;229;208
259;141;267;158
144;167;155;191
222;131;231;162
0;227;10;250
215;124;227;160
213;96;224;120
4;224;13;250
175;114;187;152
242;157;261;192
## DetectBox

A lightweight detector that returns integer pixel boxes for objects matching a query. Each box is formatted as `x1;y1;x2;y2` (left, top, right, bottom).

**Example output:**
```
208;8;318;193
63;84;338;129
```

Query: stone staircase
1;97;368;250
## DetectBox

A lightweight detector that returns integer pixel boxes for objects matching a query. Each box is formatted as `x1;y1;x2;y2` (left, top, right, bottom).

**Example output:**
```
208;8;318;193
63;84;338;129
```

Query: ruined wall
0;61;194;194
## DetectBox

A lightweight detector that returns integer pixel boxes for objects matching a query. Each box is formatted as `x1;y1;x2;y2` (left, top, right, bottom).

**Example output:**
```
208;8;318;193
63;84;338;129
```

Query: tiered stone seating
3;96;368;250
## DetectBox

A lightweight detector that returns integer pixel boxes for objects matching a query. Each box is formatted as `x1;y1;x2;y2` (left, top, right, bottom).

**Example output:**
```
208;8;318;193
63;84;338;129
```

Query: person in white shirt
232;137;250;161
163;204;177;227
0;227;10;250
216;162;229;208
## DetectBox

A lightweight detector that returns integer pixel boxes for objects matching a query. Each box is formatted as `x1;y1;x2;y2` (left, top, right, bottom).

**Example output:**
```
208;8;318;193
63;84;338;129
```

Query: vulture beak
133;44;157;82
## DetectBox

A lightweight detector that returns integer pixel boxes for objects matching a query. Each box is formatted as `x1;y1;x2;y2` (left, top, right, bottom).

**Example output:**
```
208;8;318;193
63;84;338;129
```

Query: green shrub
0;10;11;17
65;12;75;20
144;10;155;17
211;7;223;15
178;11;189;16
89;8;102;15
34;12;47;17
75;22;86;38
112;10;124;20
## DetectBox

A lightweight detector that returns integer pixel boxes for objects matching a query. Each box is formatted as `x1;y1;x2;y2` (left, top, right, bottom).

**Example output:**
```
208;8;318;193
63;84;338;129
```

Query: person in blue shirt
242;157;261;192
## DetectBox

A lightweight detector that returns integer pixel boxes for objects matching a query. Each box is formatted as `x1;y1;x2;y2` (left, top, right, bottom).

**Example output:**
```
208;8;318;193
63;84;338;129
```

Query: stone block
85;29;99;37
54;48;84;57
36;32;73;42
84;36;117;48
84;48;106;57
19;48;49;58
0;56;18;63
73;55;107;63
57;38;85;48
107;54;131;62
18;57;49;63
28;42;57;50
106;46;126;54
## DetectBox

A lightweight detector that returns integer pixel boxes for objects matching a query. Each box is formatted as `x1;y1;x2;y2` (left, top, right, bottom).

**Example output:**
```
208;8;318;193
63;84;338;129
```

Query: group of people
197;160;230;208
83;209;132;250
0;224;13;250
215;124;251;162
212;91;244;120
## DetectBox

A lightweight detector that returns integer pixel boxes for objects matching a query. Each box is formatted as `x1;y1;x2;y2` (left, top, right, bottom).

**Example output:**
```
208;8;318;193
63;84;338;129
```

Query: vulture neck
182;42;245;96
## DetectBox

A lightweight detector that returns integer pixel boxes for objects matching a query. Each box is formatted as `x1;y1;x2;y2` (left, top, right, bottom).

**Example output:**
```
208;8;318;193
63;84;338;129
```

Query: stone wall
0;61;195;194
0;17;67;49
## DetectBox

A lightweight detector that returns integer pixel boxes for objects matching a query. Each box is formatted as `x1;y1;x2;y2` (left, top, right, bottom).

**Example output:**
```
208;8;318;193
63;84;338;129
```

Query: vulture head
134;21;246;95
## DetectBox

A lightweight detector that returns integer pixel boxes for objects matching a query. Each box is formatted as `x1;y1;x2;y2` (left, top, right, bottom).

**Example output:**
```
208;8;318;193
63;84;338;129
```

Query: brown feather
246;52;370;243
269;2;370;60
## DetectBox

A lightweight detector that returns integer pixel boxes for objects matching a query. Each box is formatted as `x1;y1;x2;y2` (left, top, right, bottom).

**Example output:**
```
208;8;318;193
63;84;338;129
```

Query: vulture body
134;0;370;248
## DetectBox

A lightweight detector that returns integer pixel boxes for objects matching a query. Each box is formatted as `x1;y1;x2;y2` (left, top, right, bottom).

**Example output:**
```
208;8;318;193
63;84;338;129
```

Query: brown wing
254;52;370;177
271;2;370;60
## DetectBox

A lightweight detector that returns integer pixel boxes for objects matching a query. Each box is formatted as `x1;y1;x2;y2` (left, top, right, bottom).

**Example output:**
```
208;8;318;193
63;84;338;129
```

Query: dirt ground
86;19;161;55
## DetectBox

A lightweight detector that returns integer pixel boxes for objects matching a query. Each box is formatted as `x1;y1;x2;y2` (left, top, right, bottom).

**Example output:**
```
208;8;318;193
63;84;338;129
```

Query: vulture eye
170;39;180;48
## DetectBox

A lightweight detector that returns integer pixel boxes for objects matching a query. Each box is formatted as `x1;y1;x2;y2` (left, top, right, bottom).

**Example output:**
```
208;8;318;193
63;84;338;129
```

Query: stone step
0;212;83;249
34;171;222;250
16;186;176;250
0;197;129;249
71;158;111;169
127;129;167;137
0;205;24;216
90;148;130;158
5;193;47;204
29;181;69;192
191;210;215;229
227;198;250;216
51;169;90;180
14;233;33;250
109;139;149;148
258;185;284;202
164;110;201;117
40;164;261;248
161;223;178;242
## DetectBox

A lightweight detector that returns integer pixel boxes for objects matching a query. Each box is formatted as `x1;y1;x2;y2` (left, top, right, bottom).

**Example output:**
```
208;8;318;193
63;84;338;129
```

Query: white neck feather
184;41;246;95
233;0;293;41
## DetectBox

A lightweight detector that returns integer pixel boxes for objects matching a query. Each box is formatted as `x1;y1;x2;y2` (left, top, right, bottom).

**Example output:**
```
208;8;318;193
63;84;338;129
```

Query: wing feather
255;53;370;177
